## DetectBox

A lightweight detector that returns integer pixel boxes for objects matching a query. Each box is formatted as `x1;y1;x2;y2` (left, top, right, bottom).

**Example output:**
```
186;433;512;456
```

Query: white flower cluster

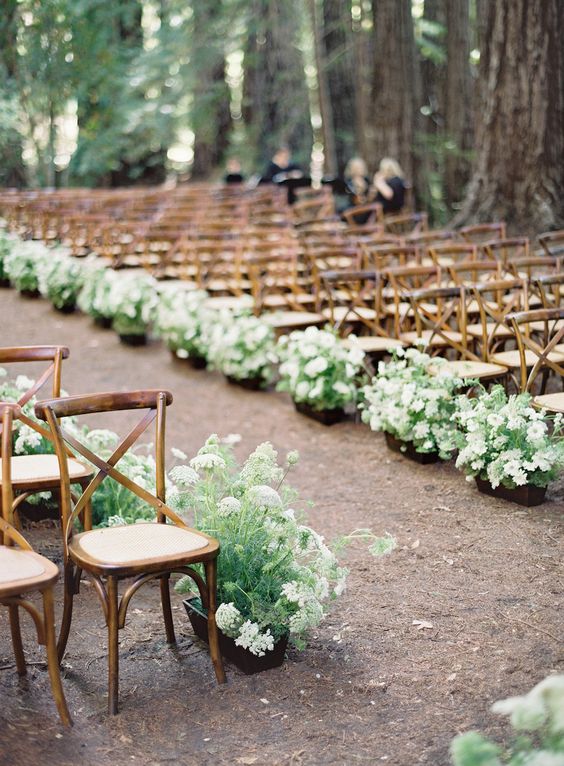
240;441;284;486
215;603;275;656
154;286;211;359
277;326;365;411
37;249;85;309
4;240;53;293
205;309;277;384
77;258;119;321
106;270;159;336
454;386;564;489
361;347;463;457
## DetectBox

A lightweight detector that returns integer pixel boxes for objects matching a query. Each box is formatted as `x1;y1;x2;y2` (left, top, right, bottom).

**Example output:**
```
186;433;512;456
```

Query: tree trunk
454;0;564;231
322;0;356;173
370;0;421;185
444;0;472;206
0;0;26;186
243;0;312;169
351;3;371;162
310;0;337;175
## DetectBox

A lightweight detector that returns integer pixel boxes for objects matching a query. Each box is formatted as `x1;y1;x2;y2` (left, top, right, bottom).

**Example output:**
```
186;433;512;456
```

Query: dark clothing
375;176;406;214
260;161;302;184
224;172;245;184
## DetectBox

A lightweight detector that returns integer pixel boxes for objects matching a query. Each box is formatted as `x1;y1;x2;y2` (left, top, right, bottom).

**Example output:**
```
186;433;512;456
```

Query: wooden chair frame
509;308;564;395
35;390;226;714
0;403;72;726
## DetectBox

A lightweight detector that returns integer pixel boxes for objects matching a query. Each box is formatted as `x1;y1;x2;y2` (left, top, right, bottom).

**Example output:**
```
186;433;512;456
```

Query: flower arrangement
171;435;394;656
451;674;564;766
77;258;117;323
0;230;13;284
205;310;277;386
277;326;366;412
106;270;159;338
37;250;85;311
360;347;465;459
453;385;564;489
4;239;51;294
154;286;212;361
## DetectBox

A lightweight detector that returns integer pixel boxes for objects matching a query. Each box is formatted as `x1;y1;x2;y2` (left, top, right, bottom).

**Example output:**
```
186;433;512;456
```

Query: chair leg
204;559;226;684
107;576;120;715
42;588;72;726
160;574;176;644
57;561;76;662
9;604;26;676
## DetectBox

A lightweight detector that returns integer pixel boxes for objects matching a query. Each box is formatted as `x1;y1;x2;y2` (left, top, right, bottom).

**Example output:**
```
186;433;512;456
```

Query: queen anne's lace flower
169;465;200;486
218;496;241;516
189;453;226;471
216;602;243;635
234;621;275;656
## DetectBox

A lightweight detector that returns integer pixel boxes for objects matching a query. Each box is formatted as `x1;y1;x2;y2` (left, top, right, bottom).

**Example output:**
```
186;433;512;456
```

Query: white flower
218;496;241;516
304;357;328;377
246;485;282;509
189;453;226;471
216;602;243;635
333;381;351;396
15;375;34;391
286;450;299;466
234;620;275;656
169;465;200;486
171;447;188;460
222;433;242;445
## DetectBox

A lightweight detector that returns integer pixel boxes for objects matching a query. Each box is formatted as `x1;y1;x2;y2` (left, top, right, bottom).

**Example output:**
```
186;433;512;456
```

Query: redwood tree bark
243;0;312;168
370;0;420;183
322;0;356;173
454;0;564;231
444;0;472;206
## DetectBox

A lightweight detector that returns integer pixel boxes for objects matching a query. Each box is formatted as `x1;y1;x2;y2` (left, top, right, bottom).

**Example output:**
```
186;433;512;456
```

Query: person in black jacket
372;157;406;214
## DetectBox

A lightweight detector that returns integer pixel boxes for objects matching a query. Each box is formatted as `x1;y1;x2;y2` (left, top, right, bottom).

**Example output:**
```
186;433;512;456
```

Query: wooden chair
0;402;72;726
459;222;506;244
426;243;478;267
406;286;508;382
342;202;384;228
538;230;564;259
0;346;93;527
383;211;428;236
35;390;226;714
509;308;564;412
483;237;530;265
533;273;564;309
383;264;442;337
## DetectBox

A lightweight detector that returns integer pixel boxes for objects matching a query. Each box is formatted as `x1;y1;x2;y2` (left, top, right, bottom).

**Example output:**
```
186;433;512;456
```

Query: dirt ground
0;288;563;766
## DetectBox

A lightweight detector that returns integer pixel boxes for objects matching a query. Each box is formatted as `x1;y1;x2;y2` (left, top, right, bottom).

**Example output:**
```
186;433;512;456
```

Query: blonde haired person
373;157;406;214
344;156;370;204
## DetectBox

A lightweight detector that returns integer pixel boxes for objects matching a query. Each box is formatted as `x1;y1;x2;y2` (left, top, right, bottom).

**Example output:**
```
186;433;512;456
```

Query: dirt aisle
1;289;563;766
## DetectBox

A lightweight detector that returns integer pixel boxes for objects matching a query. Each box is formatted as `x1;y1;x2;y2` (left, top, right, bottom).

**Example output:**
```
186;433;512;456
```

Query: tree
243;0;312;169
455;0;564;231
369;0;420;182
0;0;26;186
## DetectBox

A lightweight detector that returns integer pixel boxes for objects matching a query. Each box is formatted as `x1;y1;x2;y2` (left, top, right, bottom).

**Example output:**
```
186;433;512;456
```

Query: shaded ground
1;288;563;766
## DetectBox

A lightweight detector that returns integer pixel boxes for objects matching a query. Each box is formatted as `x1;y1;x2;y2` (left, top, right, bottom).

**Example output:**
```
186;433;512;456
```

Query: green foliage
4;240;50;293
37;249;85;309
451;675;564;766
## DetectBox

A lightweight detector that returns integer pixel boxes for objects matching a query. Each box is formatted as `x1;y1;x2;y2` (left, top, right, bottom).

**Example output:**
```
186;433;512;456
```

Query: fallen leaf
410;539;420;549
412;619;434;630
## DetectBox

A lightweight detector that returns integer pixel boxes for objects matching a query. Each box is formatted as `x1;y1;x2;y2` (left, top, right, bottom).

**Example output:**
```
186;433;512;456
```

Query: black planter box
94;315;113;329
118;333;148;346
20;288;40;298
225;374;265;391
183;598;287;675
384;431;440;464
474;477;547;507
294;400;345;425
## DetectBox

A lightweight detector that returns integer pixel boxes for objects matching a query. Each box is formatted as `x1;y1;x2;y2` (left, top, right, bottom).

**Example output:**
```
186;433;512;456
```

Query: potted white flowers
37;250;85;312
277;326;366;424
453;385;564;506
4;240;51;297
205;310;278;389
360;347;464;462
106;270;159;345
0;230;13;287
154;286;212;369
170;435;394;673
77;258;118;328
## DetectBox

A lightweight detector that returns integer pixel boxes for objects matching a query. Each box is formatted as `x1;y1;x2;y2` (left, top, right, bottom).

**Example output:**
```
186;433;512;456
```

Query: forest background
0;0;562;230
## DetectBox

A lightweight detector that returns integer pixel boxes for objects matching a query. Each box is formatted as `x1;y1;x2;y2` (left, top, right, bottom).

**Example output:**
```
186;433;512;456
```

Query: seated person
372;157;406;214
261;146;303;184
224;157;245;184
344;157;370;206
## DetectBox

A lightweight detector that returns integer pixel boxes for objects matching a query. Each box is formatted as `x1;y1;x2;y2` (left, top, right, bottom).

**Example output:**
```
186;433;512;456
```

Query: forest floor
1;288;563;766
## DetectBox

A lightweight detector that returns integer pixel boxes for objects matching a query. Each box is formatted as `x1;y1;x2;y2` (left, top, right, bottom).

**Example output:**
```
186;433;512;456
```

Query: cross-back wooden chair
342;202;384;228
383;211;428;236
448;259;504;286
406;229;458;247
509;308;564;412
426;242;478;267
0;346;93;527
482;237;530;265
360;243;420;271
0;402;72;726
34;390;226;715
538;230;564;259
320;269;404;357
459;222;506;244
533;273;564;310
467;278;529;357
405;286;509;382
383;264;442;337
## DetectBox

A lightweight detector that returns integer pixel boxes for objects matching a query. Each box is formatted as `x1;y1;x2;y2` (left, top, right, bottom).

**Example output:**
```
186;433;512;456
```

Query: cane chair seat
0;547;59;595
466;322;514;339
436;360;508;380
204;295;253;310
341;336;404;352
322;305;377;322
3;455;92;487
262;311;325;329
491;348;564;368
69;522;209;573
262;293;315;309
532;392;564;413
400;329;464;346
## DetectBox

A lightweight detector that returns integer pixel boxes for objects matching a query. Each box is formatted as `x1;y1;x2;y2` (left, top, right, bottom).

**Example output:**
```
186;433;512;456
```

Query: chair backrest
342;203;384;228
427;243;478;267
538;229;564;259
506;256;561;280
0;403;33;551
483;237;530;264
533;273;564;309
320;269;384;335
407;285;475;359
509;308;564;393
34;390;182;557
470;278;529;359
0;346;70;447
383;212;428;236
459;222;506;244
448;260;504;285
